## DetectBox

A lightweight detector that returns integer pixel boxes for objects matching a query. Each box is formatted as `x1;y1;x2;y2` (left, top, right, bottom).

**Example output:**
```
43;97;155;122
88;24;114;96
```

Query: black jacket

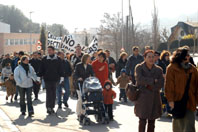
38;55;64;82
62;59;72;77
29;58;42;74
126;54;144;76
74;62;94;81
156;59;166;74
116;58;127;78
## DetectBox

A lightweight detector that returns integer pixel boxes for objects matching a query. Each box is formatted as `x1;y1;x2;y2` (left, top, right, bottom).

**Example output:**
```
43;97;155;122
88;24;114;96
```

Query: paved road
0;86;197;132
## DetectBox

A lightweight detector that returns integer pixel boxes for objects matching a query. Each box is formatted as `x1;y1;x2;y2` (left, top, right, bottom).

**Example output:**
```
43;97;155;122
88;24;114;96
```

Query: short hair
132;46;139;51
98;51;106;62
105;50;110;53
57;51;63;56
171;47;189;64
48;46;55;50
19;51;25;56
81;54;90;64
143;50;155;57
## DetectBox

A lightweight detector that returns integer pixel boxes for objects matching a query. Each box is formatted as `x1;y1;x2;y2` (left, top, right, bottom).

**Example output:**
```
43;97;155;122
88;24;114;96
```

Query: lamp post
29;11;34;54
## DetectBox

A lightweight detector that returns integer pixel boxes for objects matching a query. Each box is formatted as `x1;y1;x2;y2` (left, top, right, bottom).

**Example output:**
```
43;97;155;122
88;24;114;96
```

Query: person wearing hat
102;80;116;121
116;68;130;102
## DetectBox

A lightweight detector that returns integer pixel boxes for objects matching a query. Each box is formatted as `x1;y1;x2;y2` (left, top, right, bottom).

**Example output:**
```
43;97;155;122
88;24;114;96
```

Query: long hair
81;54;90;64
171;47;189;65
160;50;171;61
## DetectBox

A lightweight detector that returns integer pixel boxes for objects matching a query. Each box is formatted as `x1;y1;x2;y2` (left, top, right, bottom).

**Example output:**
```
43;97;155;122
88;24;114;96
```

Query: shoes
21;112;26;115
119;97;121;101
47;108;52;115
10;99;13;103
14;95;17;101
6;96;8;100
34;98;38;101
29;112;34;117
64;102;69;108
58;104;62;109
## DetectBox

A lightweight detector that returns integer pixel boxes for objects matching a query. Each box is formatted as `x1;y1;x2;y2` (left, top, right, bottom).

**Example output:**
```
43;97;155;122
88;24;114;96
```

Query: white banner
47;31;98;54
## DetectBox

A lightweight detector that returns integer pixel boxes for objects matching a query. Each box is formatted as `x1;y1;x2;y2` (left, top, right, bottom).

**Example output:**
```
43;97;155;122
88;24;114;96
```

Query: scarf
21;62;29;76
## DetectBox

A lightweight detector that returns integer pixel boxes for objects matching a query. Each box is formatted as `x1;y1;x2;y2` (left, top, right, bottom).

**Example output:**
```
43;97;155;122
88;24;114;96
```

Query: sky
0;0;198;32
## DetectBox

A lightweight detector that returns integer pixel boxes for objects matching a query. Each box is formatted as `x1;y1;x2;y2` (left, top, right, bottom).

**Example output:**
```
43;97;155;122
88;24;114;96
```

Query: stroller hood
82;77;102;93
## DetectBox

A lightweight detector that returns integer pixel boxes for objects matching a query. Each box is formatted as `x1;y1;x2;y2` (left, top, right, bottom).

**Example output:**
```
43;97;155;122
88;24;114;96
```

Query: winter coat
165;63;198;111
156;59;166;74
38;55;64;82
74;62;94;82
117;75;130;89
102;88;116;105
92;59;109;87
14;64;37;88
29;58;42;74
126;54;144;76
134;62;164;120
2;67;12;78
62;59;72;77
116;58;127;78
0;79;16;96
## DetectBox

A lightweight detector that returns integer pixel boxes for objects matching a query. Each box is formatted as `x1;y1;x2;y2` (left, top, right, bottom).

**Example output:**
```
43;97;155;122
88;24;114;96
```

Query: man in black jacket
57;51;72;109
126;46;144;84
29;52;42;100
37;46;64;114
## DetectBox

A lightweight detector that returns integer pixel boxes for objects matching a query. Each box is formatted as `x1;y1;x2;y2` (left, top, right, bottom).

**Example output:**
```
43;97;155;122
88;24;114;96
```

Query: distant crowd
0;44;198;132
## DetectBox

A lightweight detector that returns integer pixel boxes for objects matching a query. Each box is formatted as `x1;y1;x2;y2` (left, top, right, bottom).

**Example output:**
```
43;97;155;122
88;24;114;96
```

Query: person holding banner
92;51;109;87
37;46;64;115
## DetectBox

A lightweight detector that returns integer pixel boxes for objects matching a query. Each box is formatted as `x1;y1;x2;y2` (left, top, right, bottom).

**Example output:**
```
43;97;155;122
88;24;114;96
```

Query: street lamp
29;11;34;54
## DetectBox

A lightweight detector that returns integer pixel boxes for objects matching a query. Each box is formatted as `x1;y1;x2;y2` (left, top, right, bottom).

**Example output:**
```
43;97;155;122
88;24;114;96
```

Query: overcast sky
0;0;198;32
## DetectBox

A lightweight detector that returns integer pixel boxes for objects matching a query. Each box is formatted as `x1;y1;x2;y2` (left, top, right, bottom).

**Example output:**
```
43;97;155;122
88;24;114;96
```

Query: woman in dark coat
74;54;94;120
116;52;128;78
134;50;164;132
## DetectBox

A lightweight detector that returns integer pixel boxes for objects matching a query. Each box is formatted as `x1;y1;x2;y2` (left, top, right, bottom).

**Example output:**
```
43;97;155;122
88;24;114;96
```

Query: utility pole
29;11;34;54
126;16;129;53
129;0;135;47
121;0;124;49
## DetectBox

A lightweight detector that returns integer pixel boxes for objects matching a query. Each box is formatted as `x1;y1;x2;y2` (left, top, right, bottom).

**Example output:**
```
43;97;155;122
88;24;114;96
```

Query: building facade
0;33;40;55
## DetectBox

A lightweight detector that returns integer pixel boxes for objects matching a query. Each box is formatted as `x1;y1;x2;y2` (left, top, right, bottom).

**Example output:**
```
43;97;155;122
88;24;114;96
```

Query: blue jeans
56;77;70;105
18;87;34;113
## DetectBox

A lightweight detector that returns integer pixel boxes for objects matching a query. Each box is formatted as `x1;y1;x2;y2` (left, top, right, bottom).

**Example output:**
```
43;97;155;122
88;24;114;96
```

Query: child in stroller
78;77;109;125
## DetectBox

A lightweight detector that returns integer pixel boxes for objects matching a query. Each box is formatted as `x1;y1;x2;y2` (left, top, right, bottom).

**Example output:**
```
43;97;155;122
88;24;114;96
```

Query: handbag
171;73;192;119
126;83;140;102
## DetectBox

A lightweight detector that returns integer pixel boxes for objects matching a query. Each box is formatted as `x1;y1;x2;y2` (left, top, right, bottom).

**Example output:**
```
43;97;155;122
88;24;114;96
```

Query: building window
24;39;27;44
15;39;19;45
20;39;24;45
5;39;9;45
10;39;14;45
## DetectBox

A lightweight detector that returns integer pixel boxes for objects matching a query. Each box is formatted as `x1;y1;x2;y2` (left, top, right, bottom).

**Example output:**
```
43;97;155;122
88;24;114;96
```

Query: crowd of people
0;44;198;132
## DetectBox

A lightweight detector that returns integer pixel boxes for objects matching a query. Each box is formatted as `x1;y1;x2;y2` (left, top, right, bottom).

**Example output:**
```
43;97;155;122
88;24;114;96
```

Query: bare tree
152;0;160;50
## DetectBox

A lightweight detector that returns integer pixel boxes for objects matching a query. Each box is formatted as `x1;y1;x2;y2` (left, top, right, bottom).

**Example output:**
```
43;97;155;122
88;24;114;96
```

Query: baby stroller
78;77;109;125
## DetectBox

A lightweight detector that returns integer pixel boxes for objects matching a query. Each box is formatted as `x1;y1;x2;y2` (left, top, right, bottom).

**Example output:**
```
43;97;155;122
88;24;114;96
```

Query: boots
139;119;155;132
